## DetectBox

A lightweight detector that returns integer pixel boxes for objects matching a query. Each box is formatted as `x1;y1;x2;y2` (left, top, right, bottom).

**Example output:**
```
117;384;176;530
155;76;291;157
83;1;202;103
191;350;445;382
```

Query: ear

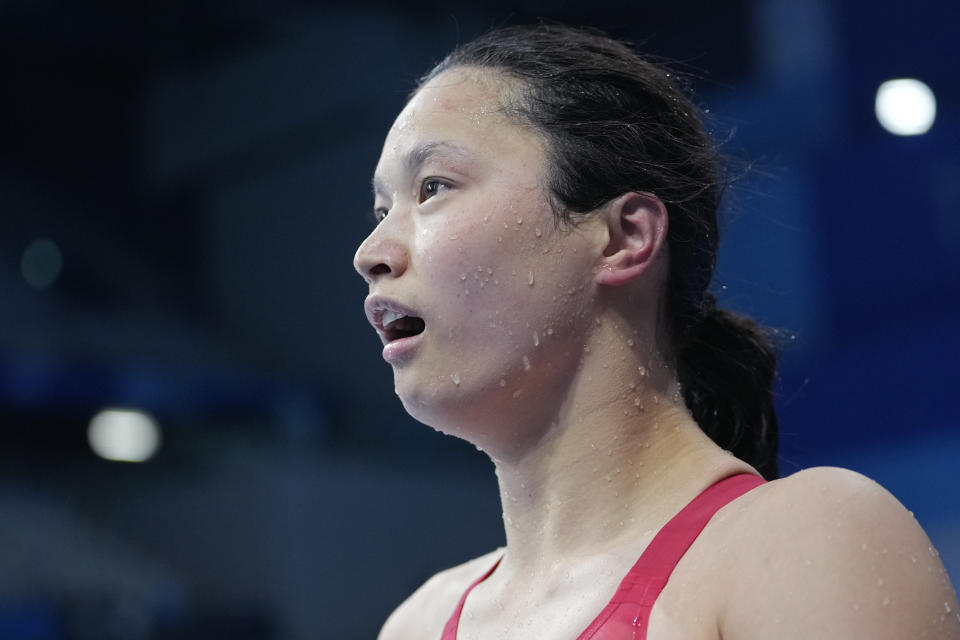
594;192;668;287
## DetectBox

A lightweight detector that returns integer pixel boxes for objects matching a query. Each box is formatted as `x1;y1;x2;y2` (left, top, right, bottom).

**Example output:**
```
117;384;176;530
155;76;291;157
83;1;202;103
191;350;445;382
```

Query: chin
395;379;498;439
398;390;464;434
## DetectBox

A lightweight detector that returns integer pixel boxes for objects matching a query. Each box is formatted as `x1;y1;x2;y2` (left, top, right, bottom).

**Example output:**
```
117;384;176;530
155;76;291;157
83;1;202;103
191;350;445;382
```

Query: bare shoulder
378;547;503;640
714;466;960;640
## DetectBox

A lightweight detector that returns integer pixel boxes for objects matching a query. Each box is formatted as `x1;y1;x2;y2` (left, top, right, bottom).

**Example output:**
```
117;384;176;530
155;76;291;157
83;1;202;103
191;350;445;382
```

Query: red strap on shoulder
440;473;765;640
576;473;766;640
440;556;502;640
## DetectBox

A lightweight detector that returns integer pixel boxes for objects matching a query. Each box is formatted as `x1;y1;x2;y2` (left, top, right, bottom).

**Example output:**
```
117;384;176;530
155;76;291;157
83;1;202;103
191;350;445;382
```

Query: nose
353;222;409;284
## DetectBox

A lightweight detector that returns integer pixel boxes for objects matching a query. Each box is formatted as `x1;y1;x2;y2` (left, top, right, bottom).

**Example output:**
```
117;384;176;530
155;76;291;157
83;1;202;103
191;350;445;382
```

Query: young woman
353;24;960;640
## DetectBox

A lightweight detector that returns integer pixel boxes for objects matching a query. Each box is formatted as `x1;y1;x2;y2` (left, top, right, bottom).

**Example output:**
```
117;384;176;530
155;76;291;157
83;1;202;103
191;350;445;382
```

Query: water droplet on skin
516;217;523;225
497;236;503;243
460;273;467;281
533;331;540;347
450;373;461;385
546;327;553;335
910;555;917;563
499;378;506;387
534;227;542;237
627;339;635;347
947;602;953;614
877;578;885;587
882;597;890;606
634;397;643;407
528;271;535;286
523;355;531;371
512;389;522;398
449;234;459;240
638;366;648;377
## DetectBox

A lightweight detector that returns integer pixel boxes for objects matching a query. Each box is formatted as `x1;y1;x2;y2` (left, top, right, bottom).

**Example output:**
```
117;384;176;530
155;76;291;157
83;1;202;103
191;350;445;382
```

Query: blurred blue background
1;0;957;638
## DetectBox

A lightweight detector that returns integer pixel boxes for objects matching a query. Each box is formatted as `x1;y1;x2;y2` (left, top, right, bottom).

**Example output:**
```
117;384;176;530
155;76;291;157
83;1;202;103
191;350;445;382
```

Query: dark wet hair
419;23;780;479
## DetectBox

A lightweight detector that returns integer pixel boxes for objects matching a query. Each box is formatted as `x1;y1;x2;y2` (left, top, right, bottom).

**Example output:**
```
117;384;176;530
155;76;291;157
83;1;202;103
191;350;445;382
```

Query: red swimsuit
441;473;766;640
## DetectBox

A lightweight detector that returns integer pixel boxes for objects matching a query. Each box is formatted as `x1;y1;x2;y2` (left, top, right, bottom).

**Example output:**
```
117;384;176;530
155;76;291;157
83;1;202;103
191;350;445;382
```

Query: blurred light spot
20;238;63;289
88;409;162;462
875;78;936;135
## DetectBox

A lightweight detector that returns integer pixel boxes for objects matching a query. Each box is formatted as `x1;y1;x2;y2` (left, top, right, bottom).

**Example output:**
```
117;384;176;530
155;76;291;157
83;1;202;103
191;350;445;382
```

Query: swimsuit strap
440;555;502;640
440;473;765;640
577;473;766;640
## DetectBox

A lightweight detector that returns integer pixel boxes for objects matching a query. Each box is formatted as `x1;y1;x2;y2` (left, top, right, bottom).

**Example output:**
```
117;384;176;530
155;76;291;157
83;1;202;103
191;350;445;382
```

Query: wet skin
355;67;603;449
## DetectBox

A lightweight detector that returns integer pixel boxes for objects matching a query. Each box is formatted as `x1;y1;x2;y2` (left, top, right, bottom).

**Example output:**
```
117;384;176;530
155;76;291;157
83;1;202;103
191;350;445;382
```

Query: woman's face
354;68;603;435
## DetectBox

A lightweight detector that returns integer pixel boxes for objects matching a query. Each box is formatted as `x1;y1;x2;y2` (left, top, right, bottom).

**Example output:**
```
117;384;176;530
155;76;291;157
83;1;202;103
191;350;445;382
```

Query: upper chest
453;546;729;640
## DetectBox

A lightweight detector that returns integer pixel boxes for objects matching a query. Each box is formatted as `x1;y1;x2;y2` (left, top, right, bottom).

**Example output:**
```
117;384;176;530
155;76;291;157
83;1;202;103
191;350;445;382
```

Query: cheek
431;227;590;344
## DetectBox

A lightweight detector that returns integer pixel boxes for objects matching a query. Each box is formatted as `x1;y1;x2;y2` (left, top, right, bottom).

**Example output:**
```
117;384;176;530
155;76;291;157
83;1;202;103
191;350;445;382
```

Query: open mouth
382;310;426;342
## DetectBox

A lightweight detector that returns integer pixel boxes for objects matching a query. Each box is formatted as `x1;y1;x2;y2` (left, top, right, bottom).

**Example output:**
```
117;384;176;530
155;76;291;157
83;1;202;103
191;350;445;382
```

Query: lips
364;295;427;360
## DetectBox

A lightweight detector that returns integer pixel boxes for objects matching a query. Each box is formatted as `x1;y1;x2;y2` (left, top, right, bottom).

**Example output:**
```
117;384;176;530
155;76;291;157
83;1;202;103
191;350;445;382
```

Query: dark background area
1;1;958;638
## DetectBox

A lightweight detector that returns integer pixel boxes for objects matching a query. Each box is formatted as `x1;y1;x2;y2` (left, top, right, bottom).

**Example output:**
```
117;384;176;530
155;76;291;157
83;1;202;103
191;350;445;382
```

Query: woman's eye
418;178;448;203
373;207;389;223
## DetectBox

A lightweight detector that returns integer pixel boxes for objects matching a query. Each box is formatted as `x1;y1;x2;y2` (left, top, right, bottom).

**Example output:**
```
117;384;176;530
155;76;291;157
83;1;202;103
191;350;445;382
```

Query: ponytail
676;300;780;479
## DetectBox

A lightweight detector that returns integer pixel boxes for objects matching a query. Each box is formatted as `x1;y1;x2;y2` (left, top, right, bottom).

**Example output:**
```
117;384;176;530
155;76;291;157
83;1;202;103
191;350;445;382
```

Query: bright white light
88;409;162;462
875;78;936;135
21;238;63;289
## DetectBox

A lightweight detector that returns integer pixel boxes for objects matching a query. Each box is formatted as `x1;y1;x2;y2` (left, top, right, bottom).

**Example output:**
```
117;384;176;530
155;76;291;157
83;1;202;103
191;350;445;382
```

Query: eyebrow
371;141;475;198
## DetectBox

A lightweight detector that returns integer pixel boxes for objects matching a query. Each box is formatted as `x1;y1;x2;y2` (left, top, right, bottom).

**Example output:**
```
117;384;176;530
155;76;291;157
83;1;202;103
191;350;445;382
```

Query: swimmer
354;23;960;640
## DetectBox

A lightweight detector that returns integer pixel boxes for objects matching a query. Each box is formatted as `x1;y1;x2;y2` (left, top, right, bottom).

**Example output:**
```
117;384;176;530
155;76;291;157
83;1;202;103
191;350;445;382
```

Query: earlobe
594;192;667;287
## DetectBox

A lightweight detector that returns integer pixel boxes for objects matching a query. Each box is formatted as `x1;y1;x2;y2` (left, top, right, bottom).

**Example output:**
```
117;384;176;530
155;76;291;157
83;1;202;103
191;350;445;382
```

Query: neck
484;314;751;582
